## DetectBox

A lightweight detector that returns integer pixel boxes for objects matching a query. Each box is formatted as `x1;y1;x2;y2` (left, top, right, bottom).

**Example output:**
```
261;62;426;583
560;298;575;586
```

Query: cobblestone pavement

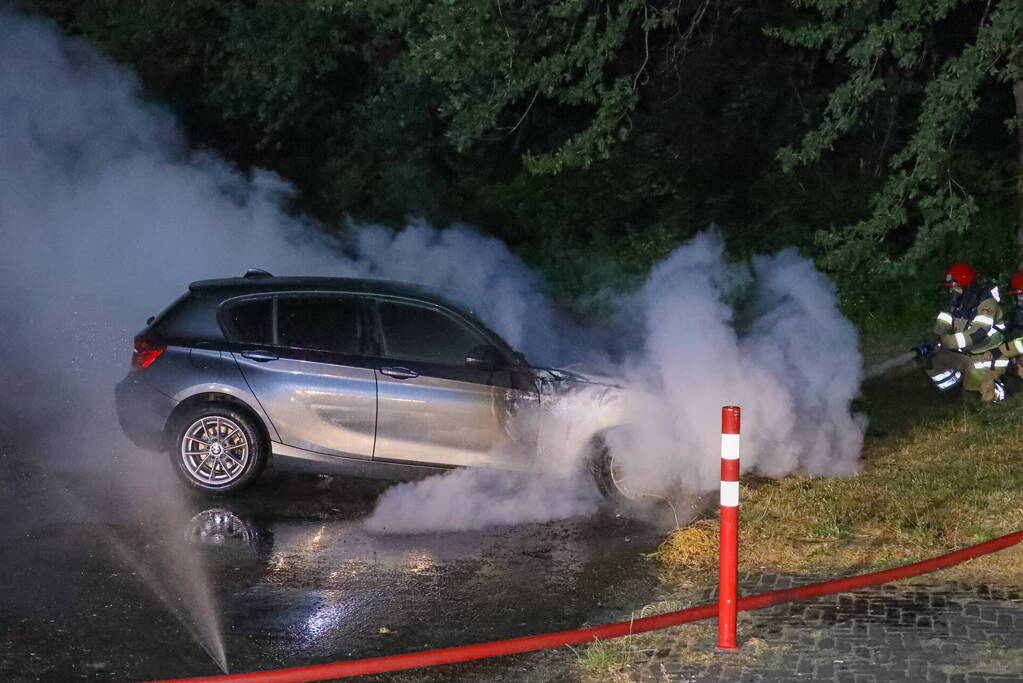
632;576;1023;682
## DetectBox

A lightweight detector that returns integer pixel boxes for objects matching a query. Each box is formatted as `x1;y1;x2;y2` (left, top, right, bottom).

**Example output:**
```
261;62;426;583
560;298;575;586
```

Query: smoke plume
0;9;865;536
611;235;865;497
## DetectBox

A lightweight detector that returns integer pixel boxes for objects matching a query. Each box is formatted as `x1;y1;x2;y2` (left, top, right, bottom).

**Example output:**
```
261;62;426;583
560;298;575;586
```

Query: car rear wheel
171;406;266;494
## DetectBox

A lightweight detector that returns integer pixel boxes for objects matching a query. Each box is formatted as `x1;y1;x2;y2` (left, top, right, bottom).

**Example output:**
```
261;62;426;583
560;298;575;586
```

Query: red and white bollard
716;405;740;652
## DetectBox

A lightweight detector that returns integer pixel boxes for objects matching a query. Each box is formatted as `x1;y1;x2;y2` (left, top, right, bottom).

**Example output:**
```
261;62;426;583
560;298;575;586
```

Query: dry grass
655;366;1023;584
652;521;718;569
582;336;1023;681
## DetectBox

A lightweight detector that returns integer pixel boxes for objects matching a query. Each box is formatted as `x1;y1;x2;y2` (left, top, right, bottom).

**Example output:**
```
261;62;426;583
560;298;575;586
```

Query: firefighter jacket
998;322;1023;360
933;292;1005;355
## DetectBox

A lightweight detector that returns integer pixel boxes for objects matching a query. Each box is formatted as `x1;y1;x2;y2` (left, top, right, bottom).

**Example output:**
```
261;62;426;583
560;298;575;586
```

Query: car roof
188;275;472;313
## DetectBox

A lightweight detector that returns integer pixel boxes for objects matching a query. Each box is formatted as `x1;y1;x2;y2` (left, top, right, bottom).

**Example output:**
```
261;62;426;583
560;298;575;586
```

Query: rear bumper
115;374;178;452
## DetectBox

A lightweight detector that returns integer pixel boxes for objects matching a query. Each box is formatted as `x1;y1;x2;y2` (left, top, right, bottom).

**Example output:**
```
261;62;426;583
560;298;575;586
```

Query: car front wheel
171;406;266;494
589;432;641;507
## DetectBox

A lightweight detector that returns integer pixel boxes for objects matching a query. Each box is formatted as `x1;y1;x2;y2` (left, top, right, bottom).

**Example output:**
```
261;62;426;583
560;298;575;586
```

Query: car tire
170;405;266;495
588;431;712;527
588;432;642;508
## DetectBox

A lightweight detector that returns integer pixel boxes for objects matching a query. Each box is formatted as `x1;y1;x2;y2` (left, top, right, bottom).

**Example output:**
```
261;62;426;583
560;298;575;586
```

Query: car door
369;297;538;468
223;293;377;460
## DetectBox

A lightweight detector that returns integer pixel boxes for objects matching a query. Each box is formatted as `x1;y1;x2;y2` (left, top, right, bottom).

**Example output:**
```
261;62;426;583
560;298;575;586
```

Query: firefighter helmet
943;263;976;287
1006;272;1023;295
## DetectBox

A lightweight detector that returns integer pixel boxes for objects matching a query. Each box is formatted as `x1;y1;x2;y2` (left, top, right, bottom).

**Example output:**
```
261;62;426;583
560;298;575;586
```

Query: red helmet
1007;272;1023;295
943;263;975;287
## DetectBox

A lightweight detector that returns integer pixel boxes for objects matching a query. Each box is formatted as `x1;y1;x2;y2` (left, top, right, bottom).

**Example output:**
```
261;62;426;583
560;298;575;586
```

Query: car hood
532;365;623;389
529;366;627;411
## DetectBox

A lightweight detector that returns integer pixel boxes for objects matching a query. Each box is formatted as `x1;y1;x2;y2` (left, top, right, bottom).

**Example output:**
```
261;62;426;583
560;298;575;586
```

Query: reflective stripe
973;315;995;327
1014;339;1023;354
995;359;1010;368
720;480;739;507
937;371;962;390
954;332;967;349
994;382;1006;401
931;369;954;382
721;434;740;461
936;312;953;325
988;327;999;337
974;361;990;370
991;287;1002;303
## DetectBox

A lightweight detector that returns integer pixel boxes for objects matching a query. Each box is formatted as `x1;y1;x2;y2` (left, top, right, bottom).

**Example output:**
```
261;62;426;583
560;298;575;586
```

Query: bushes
25;0;1021;317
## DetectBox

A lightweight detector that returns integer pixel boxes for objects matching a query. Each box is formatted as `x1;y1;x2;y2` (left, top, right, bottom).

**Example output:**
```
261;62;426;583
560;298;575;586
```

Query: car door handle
241;350;279;362
380;366;418;380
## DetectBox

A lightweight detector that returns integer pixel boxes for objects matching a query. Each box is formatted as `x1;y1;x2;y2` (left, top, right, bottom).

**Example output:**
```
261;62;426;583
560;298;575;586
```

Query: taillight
132;336;166;370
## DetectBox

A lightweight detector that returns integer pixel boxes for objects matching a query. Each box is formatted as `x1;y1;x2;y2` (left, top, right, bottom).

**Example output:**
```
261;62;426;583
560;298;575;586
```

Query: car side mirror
466;344;503;371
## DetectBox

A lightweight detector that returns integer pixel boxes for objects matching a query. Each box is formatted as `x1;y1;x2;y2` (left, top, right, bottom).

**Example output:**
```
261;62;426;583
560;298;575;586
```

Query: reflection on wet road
0;463;666;682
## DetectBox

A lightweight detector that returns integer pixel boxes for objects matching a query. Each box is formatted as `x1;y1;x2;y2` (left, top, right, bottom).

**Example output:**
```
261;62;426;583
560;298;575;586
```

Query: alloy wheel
180;416;250;486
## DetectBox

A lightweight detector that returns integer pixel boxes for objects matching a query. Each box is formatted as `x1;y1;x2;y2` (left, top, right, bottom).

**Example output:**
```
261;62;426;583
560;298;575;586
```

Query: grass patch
575;602;681;681
576;611;792;682
654;365;1023;584
938;638;1023;677
977;638;1023;674
575;635;638;682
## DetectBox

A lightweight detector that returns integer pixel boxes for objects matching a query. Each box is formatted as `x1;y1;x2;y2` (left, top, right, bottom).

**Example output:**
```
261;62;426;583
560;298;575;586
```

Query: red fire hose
142;528;1023;683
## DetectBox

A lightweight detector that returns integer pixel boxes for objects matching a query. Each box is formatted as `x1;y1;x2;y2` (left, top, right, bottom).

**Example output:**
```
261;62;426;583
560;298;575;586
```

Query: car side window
377;301;487;366
223;297;273;345
156;292;228;342
277;295;363;355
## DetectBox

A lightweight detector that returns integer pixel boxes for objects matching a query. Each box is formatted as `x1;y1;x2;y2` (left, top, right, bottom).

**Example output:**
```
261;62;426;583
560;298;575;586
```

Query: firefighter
993;272;1023;392
918;263;1007;401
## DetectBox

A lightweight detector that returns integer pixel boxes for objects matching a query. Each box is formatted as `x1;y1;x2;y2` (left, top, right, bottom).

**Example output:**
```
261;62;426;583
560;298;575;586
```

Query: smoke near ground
0;8;864;541
364;469;600;534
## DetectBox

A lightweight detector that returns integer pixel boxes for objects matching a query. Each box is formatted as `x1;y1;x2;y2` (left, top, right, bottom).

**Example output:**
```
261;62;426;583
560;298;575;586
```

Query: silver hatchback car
116;271;635;503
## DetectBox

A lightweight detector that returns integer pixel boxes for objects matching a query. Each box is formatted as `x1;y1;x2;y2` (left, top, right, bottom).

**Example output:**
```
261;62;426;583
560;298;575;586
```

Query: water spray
864;344;935;380
135;528;1023;682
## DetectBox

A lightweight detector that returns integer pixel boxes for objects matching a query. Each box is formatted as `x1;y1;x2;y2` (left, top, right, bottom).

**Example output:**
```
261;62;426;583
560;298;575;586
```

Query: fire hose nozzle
911;344;932;359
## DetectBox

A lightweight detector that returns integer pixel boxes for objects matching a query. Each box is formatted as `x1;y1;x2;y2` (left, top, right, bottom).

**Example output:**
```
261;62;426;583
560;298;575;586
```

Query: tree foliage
360;0;675;174
771;0;1023;277
26;0;1023;320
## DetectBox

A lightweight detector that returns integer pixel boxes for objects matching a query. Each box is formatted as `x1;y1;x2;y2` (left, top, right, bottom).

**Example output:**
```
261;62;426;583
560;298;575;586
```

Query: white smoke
0;9;865;535
612;235;865;497
0;10;563;443
364;469;600;534
366;236;866;533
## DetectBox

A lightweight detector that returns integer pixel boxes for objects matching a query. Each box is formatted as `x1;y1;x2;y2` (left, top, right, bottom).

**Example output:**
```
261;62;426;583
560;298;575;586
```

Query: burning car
116;271;638;505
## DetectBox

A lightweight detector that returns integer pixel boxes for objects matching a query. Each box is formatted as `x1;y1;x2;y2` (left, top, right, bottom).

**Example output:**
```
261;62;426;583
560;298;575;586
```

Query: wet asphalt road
0;449;667;683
